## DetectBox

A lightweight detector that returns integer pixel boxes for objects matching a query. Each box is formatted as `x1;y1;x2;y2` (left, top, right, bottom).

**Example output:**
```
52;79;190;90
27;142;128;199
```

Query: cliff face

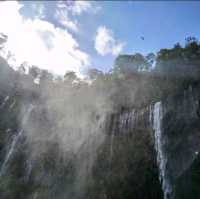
90;105;162;199
104;83;200;199
162;84;200;198
0;93;162;199
0;57;200;199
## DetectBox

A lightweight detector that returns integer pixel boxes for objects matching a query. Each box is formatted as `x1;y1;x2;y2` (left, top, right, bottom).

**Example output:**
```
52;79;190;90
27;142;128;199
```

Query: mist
0;1;200;198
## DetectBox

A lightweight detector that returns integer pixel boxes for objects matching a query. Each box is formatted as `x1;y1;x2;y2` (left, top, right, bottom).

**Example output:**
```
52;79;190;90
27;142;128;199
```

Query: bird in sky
140;36;144;40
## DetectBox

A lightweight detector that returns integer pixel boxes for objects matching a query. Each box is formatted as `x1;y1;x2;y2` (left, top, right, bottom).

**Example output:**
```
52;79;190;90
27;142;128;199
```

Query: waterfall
0;104;34;177
153;102;172;199
9;99;16;110
33;192;38;199
25;159;33;181
0;95;10;108
109;109;136;163
21;104;34;126
118;110;136;134
110;116;117;163
0;130;23;177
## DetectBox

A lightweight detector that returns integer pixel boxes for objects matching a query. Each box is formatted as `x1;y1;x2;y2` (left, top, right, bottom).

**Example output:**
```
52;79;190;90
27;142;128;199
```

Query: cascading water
0;95;10;108
118;110;136;134
109;104;172;198
0;130;23;177
110;116;116;162
25;159;33;181
21;104;34;126
110;110;136;163
9;99;16;110
0;104;34;177
153;102;172;199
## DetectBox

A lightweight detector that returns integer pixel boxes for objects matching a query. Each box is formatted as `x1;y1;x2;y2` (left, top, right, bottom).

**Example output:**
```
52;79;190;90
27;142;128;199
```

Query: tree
184;37;200;60
87;68;103;80
40;69;53;83
113;53;150;75
29;66;41;79
146;53;156;68
64;71;77;83
185;37;198;46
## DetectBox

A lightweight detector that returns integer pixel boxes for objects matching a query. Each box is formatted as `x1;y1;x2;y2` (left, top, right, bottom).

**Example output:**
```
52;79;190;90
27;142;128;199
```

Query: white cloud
57;1;95;15
55;9;78;32
0;1;90;76
71;1;93;15
31;3;45;19
55;1;100;32
95;26;125;56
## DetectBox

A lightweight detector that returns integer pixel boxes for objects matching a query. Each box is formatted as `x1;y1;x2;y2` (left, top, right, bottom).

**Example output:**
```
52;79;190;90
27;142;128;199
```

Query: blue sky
0;1;200;75
90;1;200;71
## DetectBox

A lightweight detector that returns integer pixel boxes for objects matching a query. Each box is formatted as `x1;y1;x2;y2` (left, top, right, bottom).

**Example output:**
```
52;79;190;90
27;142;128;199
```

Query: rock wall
0;55;200;198
106;83;200;199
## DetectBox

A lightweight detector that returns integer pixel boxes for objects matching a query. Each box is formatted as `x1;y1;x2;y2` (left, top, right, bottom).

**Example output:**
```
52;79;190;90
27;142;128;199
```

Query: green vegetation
0;38;200;198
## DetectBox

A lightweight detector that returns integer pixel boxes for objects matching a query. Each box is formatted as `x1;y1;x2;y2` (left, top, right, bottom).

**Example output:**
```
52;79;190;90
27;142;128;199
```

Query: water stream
153;102;172;199
0;104;34;177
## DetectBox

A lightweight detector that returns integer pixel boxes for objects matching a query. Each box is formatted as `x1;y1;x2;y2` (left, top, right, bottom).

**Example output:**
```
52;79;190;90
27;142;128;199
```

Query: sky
0;1;200;76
